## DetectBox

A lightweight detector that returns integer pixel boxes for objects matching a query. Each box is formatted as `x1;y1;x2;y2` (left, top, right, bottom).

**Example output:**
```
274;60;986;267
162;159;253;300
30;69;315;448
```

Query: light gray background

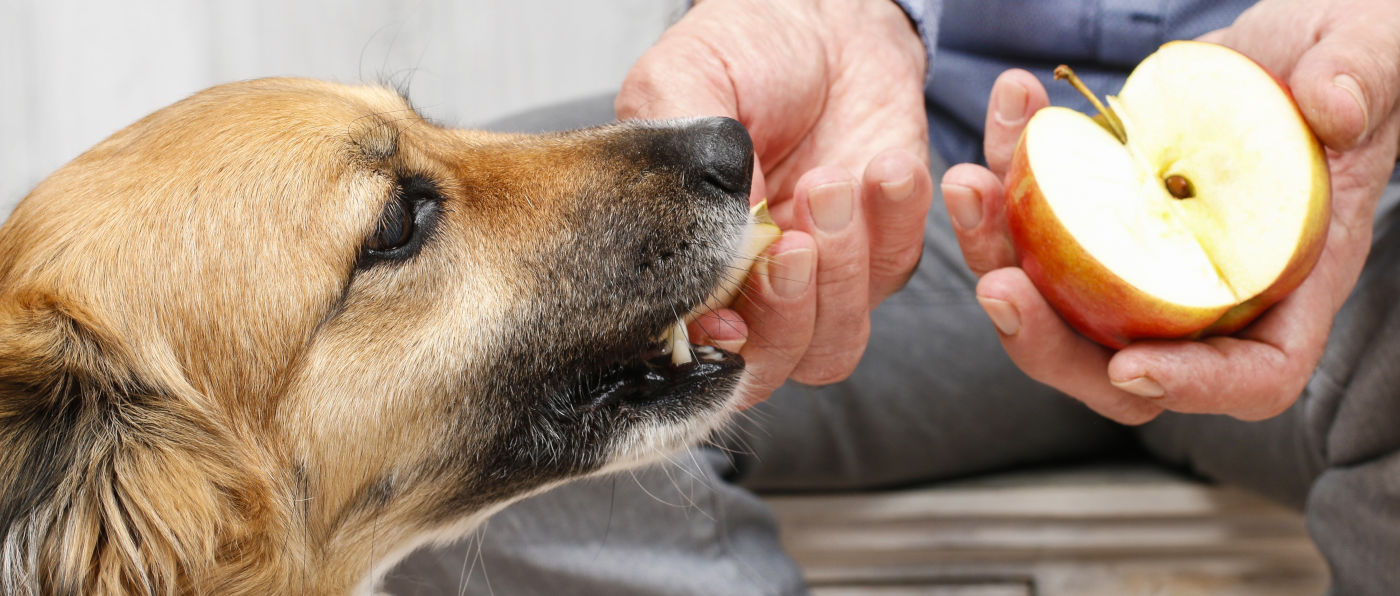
0;0;687;218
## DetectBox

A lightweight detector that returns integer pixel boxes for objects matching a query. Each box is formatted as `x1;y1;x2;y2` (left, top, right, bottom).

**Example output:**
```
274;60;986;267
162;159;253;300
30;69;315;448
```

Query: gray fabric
382;94;1400;595
384;449;802;596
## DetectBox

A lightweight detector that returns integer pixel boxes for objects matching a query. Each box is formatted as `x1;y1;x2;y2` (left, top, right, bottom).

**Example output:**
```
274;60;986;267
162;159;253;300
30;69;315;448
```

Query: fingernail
1333;74;1369;145
976;296;1020;336
942;183;983;229
1112;375;1166;399
809;182;854;233
879;174;916;202
711;338;747;354
767;248;814;299
994;80;1029;125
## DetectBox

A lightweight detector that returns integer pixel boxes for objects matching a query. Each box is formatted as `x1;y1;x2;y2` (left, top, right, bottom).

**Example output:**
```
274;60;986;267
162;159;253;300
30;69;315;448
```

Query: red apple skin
1002;100;1331;350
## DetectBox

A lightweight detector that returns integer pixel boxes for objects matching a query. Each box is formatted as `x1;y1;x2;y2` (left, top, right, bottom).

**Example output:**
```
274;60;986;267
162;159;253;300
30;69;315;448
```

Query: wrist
888;0;938;88
831;0;929;88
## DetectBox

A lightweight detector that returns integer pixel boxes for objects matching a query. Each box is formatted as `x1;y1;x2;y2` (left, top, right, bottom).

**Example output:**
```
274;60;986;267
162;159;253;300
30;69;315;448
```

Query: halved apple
1003;40;1331;349
662;200;781;364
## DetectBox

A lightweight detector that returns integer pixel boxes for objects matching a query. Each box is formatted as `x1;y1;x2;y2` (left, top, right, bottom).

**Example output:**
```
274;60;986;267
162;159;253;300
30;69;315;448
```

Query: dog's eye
366;197;414;252
360;176;442;263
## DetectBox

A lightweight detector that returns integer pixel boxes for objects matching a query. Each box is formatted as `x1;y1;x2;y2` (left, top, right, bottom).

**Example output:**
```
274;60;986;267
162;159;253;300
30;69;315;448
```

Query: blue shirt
897;0;1253;165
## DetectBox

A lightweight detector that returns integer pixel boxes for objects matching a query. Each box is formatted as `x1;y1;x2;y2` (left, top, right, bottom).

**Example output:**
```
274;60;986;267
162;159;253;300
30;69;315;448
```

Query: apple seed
1164;175;1195;199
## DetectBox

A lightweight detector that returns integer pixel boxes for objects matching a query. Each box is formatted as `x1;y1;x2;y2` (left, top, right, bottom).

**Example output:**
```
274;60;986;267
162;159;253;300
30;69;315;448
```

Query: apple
1003;40;1331;349
663;200;781;364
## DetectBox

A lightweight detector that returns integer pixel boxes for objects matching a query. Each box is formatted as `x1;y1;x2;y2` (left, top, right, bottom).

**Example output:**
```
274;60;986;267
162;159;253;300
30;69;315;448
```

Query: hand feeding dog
0;78;777;594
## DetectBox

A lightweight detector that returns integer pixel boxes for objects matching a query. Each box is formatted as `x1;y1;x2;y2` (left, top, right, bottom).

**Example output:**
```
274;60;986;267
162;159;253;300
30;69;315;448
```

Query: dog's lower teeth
694;345;724;363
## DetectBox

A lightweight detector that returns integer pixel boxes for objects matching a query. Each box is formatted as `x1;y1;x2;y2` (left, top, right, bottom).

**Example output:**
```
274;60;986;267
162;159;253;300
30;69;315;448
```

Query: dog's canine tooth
668;319;692;366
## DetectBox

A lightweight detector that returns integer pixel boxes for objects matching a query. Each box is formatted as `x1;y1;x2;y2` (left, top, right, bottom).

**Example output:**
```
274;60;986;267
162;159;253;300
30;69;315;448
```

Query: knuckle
789;335;870;387
870;243;924;282
817;256;868;292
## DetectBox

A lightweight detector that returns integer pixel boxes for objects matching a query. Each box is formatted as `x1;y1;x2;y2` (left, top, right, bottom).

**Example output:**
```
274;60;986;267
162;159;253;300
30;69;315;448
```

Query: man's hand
942;0;1400;424
617;0;934;405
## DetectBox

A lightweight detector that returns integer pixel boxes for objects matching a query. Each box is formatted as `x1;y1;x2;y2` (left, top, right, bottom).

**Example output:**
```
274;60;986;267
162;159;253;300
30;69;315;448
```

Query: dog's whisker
656;454;705;514
591;476;621;563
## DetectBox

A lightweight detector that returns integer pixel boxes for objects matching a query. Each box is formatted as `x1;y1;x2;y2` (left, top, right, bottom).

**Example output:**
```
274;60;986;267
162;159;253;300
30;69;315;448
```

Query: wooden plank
766;465;1329;596
814;582;1031;596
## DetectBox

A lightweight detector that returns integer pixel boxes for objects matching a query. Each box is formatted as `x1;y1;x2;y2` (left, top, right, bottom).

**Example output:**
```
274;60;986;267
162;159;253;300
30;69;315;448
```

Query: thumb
1289;19;1400;151
615;34;738;121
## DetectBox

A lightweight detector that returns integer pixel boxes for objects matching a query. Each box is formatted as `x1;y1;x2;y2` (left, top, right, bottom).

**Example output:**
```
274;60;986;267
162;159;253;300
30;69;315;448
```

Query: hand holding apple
1005;41;1331;349
942;0;1400;423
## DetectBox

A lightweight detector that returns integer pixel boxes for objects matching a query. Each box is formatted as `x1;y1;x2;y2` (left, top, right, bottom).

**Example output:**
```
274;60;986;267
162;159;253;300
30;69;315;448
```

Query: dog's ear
0;289;257;595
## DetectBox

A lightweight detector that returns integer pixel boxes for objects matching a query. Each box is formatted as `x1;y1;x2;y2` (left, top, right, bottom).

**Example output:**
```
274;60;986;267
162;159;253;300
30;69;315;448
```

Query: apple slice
1005;40;1331;348
662;200;781;365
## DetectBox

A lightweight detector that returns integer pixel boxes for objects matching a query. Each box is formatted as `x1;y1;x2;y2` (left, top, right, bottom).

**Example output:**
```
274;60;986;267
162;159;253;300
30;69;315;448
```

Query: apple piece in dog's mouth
660;200;782;365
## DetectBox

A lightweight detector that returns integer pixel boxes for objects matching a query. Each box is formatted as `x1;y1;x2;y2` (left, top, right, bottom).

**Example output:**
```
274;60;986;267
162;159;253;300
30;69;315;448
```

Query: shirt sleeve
890;0;943;89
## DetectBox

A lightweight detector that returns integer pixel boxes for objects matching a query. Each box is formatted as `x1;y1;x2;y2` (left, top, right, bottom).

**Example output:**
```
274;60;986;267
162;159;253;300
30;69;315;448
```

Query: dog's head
0;78;757;594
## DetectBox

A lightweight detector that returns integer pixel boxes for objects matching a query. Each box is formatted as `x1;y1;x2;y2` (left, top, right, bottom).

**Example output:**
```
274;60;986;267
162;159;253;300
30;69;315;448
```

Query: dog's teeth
657;328;673;355
669;320;692;366
694;345;724;363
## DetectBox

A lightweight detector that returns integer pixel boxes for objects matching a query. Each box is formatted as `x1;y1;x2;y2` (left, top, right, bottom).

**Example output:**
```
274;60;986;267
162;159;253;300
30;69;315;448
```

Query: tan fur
0;78;750;594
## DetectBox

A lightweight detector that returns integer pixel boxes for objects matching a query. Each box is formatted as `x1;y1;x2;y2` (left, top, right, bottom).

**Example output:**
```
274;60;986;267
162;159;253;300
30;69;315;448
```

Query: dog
0;77;758;594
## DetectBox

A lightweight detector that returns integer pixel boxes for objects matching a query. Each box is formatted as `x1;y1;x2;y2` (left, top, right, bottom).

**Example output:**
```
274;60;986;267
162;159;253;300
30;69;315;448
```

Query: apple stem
1053;65;1128;144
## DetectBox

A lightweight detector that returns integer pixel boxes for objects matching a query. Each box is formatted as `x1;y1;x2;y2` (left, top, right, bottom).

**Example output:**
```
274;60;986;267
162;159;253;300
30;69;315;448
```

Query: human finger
976;268;1165;425
783;167;872;386
1288;14;1400;151
731;232;818;408
984;69;1049;179
940;163;1017;277
863;147;934;304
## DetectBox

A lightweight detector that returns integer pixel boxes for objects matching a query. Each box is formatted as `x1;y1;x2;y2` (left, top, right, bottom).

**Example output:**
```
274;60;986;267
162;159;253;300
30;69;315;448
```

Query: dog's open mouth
584;338;743;412
581;203;779;411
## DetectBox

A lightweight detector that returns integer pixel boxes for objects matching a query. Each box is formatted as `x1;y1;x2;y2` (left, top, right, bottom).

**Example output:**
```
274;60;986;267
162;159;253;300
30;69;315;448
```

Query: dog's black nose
687;117;753;196
652;117;753;198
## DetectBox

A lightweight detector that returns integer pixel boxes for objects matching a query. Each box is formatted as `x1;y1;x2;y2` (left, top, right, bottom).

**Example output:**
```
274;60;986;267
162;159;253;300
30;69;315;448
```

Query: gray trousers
382;96;1400;596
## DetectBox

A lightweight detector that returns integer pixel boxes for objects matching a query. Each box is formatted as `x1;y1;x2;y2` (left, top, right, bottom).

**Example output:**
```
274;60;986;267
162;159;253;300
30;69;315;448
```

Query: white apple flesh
662;201;781;365
1005;41;1331;348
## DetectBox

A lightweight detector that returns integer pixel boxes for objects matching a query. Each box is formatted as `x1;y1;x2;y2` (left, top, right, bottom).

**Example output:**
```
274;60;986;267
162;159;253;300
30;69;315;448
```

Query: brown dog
0;78;757;594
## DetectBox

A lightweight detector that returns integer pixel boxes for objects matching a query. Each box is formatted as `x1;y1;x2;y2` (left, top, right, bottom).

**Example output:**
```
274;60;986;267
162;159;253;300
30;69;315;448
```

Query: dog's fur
0;78;756;594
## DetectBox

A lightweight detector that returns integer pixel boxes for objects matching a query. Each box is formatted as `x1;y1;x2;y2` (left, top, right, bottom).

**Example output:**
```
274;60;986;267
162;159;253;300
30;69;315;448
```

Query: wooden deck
764;465;1328;595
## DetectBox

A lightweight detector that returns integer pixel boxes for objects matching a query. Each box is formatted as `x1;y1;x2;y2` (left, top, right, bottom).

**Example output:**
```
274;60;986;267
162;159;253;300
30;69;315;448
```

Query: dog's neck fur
0;408;440;595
